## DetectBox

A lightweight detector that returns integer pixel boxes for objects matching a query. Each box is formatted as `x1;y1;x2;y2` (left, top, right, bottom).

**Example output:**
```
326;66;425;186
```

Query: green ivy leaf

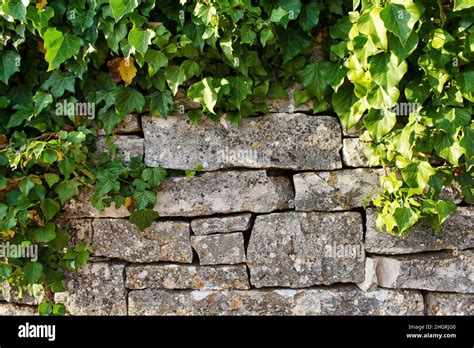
187;78;218;114
144;49;168;76
129;208;160;231
54;179;80;205
393;207;418;235
380;2;421;45
0;50;20;84
42;71;75;98
298;63;327;101
40;198;60;220
24;262;44;284
132;190;156;210
364;108;396;140
43;28;83;71
128;28;155;55
109;0;139;21
149;90;173;118
142;167;166;188
34;222;56;243
114;87;145;117
228;76;252;109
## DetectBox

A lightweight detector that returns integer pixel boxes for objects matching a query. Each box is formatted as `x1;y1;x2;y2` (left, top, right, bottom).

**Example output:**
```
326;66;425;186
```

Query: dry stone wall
2;108;472;316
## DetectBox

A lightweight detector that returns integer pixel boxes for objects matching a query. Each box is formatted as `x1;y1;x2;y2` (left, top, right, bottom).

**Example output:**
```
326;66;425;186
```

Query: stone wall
2;109;472;316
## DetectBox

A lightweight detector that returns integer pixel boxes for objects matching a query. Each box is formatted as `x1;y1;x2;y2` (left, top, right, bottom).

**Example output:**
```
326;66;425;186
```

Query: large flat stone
125;264;250;290
154;170;293;217
128;286;424;315
191;233;246;265
54;263;126;315
92;219;192;263
365;207;474;254
0;303;37;315
294;169;383;211
425;292;474;315
247;211;365;287
143;113;342;170
375;250;473;293
191;213;252;235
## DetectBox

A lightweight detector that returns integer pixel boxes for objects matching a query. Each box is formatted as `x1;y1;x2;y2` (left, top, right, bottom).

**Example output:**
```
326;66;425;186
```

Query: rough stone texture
365;207;474;254
54;263;126;315
154;170;293;217
294;169;383;211
191;213;252;235
98;113;141;135
128;286;424;315
247;212;365;288
56;218;93;246
61;191;130;218
342;138;370;167
375;250;474;293
191;233;246;265
125;264;250;290
425;292;474;315
92;219;192;263
143;113;342;171
0;303;37;315
357;258;379;292
97;135;144;163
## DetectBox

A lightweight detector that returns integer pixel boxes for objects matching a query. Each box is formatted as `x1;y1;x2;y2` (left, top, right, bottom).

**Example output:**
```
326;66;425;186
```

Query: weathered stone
128;286;424;315
56;218;93;246
154;170;293;217
98;114;141;135
294;169;383;211
365;207;474;254
191;233;246;265
175;88;201;110
439;183;463;204
356;258;379;292
143;113;342;170
425;292;474;315
54;263;126;315
92;219;192;263
61;190;130;219
0;303;37;315
97;135;144;163
342;138;370;167
375;250;473;293
125;264;250;290
191;213;252;235
247;211;365;288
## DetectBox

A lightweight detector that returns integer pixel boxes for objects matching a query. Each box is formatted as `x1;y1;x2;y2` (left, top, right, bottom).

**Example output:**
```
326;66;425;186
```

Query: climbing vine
0;0;472;313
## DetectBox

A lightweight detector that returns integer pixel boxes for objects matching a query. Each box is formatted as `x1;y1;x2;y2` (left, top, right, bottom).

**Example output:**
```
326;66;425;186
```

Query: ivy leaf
24;262;44;284
228;76;252;109
460;125;473;171
43;28;83;71
401;161;436;190
59;157;75;179
129;208;160;231
54;179;80;205
3;0;27;21
434;108;471;135
128;28;155;55
332;86;366;131
149;90;173;118
380;2;421;45
116;58;137;86
393;207;418;235
114;87;145;117
132;190;156;210
165;65;186;95
277;27;311;63
434;133;465;166
299;0;320;33
364;108;396;140
320;61;347;93
33;91;53;116
270;7;288;25
7;104;34;129
109;0;139;21
453;0;474;11
40;198;60;220
144;49;168;76
298;63;327;101
0;50;20;84
142;167;166;188
34;222;56;243
42;71;75;98
187;78;218;114
44;173;60;187
260;26;275;47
